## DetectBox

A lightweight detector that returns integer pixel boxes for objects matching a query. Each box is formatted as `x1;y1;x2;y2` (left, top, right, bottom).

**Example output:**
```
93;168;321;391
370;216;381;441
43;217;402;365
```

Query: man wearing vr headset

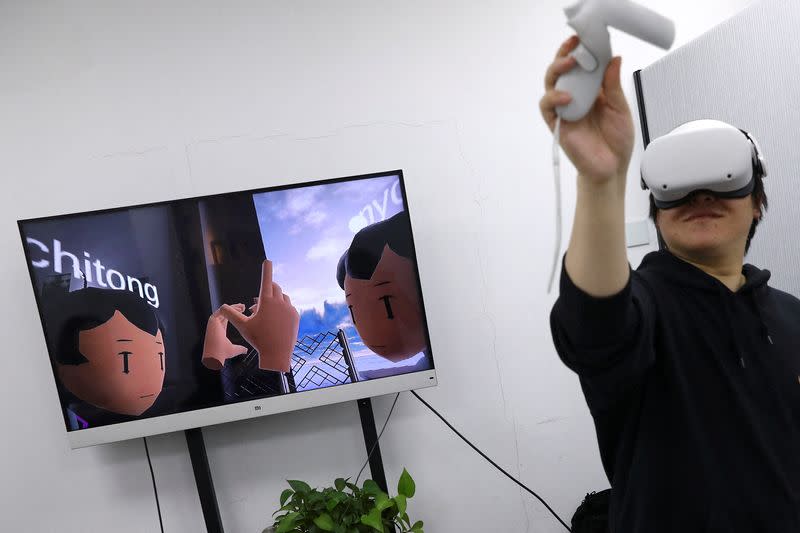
540;36;799;532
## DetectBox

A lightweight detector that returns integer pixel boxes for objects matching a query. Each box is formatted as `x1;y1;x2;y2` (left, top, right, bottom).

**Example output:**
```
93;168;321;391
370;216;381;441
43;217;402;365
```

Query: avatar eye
158;352;164;371
379;295;394;319
348;305;356;325
118;351;132;374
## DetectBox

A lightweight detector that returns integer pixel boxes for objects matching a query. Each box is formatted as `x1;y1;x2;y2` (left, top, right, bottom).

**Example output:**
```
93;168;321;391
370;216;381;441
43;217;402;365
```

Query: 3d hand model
201;304;249;370
220;259;300;373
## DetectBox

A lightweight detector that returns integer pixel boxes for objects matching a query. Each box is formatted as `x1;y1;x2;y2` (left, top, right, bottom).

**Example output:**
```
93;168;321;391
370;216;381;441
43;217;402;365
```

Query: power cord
354;392;400;486
336;393;401;528
548;115;563;294
410;390;572;532
143;437;165;533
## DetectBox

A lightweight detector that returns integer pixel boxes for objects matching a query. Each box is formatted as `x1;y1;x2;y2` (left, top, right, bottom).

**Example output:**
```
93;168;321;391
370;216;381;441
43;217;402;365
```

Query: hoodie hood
638;250;774;368
638;249;771;293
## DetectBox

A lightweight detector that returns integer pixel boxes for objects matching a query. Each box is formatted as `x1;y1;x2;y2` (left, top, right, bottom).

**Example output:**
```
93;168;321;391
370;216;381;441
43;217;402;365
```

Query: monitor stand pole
184;400;387;533
357;397;388;493
185;428;224;533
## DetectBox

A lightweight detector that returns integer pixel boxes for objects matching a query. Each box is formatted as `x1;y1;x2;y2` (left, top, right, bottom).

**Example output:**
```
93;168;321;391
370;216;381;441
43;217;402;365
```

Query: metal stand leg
185;428;224;533
357;398;388;493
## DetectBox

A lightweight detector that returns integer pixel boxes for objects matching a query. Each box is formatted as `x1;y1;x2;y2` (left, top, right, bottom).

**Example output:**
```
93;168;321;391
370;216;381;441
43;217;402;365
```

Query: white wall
0;1;754;532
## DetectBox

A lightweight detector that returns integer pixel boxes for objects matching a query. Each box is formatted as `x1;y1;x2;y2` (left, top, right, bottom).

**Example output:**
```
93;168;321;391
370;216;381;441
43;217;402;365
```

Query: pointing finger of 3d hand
271;282;283;301
258;259;274;301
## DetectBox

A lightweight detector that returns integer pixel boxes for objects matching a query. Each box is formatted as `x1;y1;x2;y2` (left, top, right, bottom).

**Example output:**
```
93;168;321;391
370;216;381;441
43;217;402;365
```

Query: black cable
143;437;165;533
410;390;572;532
337;393;401;526
354;392;400;486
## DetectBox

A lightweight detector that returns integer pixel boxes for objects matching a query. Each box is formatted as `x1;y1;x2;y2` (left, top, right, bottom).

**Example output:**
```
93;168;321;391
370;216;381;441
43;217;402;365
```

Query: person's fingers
545;55;577;90
601;56;626;110
258;259;274;301
555;34;579;61
248;303;259;313
272;282;283;301
219;304;249;329
283;293;292;306
539;90;573;130
230;303;246;312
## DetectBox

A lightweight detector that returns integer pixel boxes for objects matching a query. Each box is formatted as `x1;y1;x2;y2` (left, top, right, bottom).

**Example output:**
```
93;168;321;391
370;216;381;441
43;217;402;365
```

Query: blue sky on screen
252;174;425;386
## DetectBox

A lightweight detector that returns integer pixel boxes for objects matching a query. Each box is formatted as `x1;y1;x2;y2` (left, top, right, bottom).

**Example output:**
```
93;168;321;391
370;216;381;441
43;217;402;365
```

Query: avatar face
57;310;165;416
344;245;427;362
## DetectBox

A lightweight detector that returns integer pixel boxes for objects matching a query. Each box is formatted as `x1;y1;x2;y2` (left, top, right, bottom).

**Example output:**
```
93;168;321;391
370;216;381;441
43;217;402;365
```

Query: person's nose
688;190;716;205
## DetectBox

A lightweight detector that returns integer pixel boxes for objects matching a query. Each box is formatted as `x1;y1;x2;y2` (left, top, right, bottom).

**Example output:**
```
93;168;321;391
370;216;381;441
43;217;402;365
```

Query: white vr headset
641;119;768;209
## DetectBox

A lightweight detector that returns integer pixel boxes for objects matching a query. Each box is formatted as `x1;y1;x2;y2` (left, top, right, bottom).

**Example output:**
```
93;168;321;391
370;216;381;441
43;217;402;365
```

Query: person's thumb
602;56;626;108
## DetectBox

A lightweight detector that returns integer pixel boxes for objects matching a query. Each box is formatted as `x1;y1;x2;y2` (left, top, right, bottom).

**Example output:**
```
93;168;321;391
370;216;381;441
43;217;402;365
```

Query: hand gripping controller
555;0;675;121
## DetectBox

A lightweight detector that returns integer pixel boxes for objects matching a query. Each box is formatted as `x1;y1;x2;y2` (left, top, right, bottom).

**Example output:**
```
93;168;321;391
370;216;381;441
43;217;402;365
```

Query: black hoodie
550;250;800;532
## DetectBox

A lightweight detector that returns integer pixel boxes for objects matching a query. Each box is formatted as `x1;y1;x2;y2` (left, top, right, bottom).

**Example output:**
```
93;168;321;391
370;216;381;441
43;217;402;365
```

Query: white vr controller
555;0;676;121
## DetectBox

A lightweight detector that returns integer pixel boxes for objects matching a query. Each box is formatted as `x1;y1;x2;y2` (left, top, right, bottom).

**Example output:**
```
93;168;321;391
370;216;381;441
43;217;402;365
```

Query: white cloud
305;210;327;226
306;237;348;262
336;318;354;330
279;187;322;220
284;285;345;314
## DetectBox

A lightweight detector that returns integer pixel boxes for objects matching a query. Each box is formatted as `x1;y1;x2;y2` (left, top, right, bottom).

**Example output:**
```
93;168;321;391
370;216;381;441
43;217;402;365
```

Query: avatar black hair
337;211;414;289
44;287;161;366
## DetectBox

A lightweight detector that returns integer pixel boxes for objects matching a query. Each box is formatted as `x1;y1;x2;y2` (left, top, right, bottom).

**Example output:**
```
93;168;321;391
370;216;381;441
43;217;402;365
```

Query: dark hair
648;171;768;255
337;211;414;289
44;287;161;365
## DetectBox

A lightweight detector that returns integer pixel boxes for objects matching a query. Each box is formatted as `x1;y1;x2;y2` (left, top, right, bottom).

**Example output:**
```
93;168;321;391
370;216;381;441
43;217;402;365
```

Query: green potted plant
264;468;423;533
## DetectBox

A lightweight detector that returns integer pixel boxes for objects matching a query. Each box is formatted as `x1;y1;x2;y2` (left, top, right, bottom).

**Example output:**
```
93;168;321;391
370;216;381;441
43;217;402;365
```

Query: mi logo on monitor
254;406;262;411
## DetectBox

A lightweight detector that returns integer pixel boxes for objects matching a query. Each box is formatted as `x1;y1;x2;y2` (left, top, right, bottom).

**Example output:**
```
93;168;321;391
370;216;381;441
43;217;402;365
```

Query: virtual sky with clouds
252;174;426;380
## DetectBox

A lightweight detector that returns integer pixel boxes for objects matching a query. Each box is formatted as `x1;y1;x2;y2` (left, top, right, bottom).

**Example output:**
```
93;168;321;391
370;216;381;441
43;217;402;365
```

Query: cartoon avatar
46;287;165;417
337;210;427;362
201;259;300;373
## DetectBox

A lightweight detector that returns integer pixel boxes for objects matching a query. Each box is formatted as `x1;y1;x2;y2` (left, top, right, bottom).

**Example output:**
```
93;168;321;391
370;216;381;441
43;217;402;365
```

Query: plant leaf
275;512;299;533
326;497;341;512
397;469;415;498
314;513;335;531
288;480;312;494
393;494;407;516
272;503;296;516
362;479;381;496
280;489;294;507
360;507;384;532
375;492;392;512
335;478;347;492
410;520;424;532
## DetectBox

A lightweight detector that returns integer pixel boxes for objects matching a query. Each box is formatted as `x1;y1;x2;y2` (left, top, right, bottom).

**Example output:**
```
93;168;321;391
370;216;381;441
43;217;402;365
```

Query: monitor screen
19;170;436;448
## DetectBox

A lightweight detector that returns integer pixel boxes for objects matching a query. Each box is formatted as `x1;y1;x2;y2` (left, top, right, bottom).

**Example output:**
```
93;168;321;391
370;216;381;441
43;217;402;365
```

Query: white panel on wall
638;0;800;296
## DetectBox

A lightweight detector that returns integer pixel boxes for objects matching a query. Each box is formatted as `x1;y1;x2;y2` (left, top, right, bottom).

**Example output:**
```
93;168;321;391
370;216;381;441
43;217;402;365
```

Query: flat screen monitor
18;170;436;448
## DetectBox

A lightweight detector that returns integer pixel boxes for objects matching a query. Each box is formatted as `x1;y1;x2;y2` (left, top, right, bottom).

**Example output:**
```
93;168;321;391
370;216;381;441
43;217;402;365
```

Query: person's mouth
684;211;723;221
